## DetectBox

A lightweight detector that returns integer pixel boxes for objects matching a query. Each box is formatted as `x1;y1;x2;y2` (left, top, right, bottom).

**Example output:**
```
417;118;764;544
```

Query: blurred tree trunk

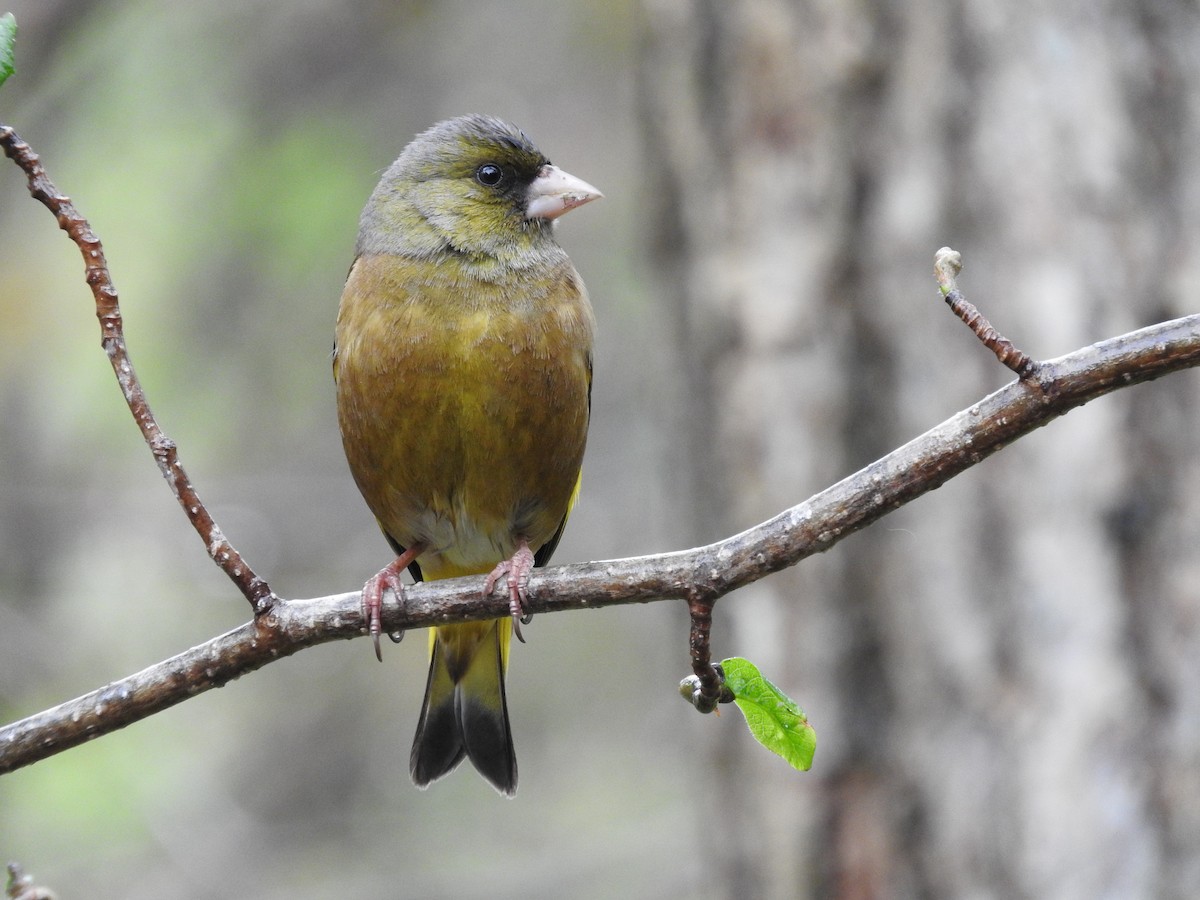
639;1;1200;898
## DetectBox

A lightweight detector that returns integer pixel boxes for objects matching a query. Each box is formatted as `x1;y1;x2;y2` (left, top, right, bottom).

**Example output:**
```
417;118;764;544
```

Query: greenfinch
333;115;600;795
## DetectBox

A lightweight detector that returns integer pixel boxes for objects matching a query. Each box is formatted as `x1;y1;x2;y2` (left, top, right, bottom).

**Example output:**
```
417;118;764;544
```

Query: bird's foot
362;544;423;661
484;539;536;643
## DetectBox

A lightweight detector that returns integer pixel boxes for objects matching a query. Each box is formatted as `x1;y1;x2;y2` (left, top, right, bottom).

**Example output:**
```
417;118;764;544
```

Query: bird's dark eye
476;164;504;187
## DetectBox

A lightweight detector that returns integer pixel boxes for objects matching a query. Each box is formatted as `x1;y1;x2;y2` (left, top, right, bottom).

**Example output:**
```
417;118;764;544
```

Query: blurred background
1;1;1198;898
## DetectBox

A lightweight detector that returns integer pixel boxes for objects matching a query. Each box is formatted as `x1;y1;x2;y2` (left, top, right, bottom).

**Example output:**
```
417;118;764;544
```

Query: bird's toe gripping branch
484;538;536;643
361;543;425;661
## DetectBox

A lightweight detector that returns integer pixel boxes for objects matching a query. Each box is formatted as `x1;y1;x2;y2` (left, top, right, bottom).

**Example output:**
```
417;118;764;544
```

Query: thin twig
685;592;721;712
0;124;275;614
2;311;1197;775
678;592;734;713
935;246;1037;378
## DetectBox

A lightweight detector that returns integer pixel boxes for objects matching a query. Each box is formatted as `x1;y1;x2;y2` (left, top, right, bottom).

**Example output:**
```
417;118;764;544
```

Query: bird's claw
362;547;422;661
484;541;536;643
361;569;398;662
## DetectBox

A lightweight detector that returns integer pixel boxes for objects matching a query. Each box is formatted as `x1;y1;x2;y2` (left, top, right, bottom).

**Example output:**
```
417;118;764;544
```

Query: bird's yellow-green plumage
333;115;598;795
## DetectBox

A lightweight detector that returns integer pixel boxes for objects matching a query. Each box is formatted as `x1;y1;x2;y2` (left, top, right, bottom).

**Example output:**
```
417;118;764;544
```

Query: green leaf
0;13;15;88
721;656;816;771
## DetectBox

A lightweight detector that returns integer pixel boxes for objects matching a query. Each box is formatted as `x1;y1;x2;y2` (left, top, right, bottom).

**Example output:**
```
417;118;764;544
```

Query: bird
333;115;601;796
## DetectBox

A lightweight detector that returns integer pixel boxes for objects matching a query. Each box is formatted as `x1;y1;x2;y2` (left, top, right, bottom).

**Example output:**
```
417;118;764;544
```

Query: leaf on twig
721;656;816;772
0;13;15;88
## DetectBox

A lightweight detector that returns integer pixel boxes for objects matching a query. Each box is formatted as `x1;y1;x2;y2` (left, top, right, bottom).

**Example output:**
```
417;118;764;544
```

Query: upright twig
935;247;1038;378
0;125;275;614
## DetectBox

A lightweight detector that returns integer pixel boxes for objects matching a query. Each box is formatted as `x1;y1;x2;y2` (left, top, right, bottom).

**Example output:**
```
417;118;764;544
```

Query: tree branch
0;124;275;614
4;113;1199;777
2;310;1197;774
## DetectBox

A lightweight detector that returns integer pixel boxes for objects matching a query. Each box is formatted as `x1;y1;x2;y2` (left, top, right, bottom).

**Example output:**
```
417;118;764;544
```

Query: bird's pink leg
362;543;425;661
484;537;536;643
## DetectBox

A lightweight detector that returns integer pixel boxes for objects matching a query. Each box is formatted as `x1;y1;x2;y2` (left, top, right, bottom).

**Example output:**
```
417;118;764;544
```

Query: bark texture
639;1;1200;897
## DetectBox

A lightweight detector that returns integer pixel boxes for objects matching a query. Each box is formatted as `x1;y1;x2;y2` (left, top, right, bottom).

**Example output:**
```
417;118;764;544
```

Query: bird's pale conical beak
525;164;603;221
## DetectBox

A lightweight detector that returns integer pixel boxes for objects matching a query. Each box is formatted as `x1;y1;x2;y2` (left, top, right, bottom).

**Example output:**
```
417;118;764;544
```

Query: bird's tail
409;619;516;796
